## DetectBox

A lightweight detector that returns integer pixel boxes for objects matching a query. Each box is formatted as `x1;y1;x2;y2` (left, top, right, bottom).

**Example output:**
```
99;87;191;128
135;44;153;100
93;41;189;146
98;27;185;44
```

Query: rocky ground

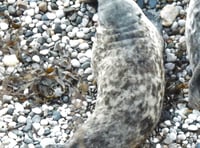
0;0;199;148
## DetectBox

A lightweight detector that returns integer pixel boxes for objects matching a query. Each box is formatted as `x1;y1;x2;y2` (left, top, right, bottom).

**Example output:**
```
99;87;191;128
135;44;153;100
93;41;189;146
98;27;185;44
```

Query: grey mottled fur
186;0;200;109
47;0;165;147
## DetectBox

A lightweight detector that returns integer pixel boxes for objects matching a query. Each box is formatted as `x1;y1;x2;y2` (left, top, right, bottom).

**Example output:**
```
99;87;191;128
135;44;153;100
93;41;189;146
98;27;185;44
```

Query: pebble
0;121;8;132
0;22;9;30
32;55;41;63
7;0;15;4
46;12;57;20
71;59;81;67
40;138;56;147
160;4;179;26
69;40;80;47
188;124;198;131
17;115;27;124
2;54;19;66
32;107;42;115
79;42;89;50
32;123;41;131
39;2;48;12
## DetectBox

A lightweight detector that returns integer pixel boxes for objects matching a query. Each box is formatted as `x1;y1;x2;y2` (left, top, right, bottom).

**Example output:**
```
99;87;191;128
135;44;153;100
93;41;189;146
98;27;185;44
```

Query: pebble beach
0;0;199;147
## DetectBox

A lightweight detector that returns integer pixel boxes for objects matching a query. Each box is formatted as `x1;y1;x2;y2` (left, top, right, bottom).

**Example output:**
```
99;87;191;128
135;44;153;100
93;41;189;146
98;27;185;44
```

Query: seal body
186;0;200;109
65;0;165;148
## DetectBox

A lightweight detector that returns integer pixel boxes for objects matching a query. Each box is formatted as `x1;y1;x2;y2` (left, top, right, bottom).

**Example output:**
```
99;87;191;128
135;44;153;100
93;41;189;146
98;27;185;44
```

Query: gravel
0;0;199;147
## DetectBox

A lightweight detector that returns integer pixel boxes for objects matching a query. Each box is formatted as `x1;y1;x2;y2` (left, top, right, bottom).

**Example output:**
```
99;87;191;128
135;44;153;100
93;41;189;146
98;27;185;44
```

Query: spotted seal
185;0;200;109
47;0;165;147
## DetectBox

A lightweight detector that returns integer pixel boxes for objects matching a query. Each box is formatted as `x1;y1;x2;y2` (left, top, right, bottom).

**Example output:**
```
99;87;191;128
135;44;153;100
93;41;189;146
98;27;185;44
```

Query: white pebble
56;10;64;18
79;42;89;50
14;102;24;113
40;119;48;126
52;34;60;42
188;124;198;131
26;9;35;16
69;40;80;47
92;13;98;22
25;15;32;24
188;113;198;121
32;107;42;114
84;67;92;74
7;0;15;4
0;22;9;30
0;108;8;116
87;74;94;81
2;54;19;66
164;120;172;126
40;49;50;55
46;12;56;20
177;134;186;141
32;122;41;131
85;49;92;58
76;31;85;38
40;138;56;147
32;55;40;62
8;132;18;139
71;59;80;68
17;115;27;124
0;121;8;132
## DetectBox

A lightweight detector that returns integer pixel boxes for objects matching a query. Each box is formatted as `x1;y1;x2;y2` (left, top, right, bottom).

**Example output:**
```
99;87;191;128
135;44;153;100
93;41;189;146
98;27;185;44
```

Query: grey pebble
32;115;41;123
52;111;62;121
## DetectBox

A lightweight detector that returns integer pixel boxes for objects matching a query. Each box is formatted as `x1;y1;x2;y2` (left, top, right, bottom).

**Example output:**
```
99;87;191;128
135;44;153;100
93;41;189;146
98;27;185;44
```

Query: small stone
79;42;89;50
26;9;35;16
15;102;24;113
25;15;32;24
71;59;80;67
76;31;85;38
40;119;48;126
166;52;177;62
84;67;92;74
7;0;16;4
46;12;57;20
39;2;47;12
40;49;50;55
40;138;56;147
32;55;40;63
52;111;62;121
81;18;89;26
188;124;198;131
17;115;27;124
56;10;64;18
32;122;41;131
32;115;41;123
69;40;80;47
177;134;186;141
85;49;92;58
24;134;33;144
2;54;19;66
0;121;8;132
52;34;60;42
87;74;94;81
2;95;13;103
149;0;157;8
160;4;179;26
32;107;42;115
92;13;98;22
165;63;175;70
54;24;62;33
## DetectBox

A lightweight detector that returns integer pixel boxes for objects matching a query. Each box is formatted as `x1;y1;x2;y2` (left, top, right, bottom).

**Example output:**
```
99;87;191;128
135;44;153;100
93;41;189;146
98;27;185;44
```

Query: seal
47;0;165;147
185;0;200;109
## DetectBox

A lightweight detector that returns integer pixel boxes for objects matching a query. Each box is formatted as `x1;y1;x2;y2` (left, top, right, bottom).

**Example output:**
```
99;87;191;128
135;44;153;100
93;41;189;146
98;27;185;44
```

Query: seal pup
47;0;165;147
186;0;200;109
